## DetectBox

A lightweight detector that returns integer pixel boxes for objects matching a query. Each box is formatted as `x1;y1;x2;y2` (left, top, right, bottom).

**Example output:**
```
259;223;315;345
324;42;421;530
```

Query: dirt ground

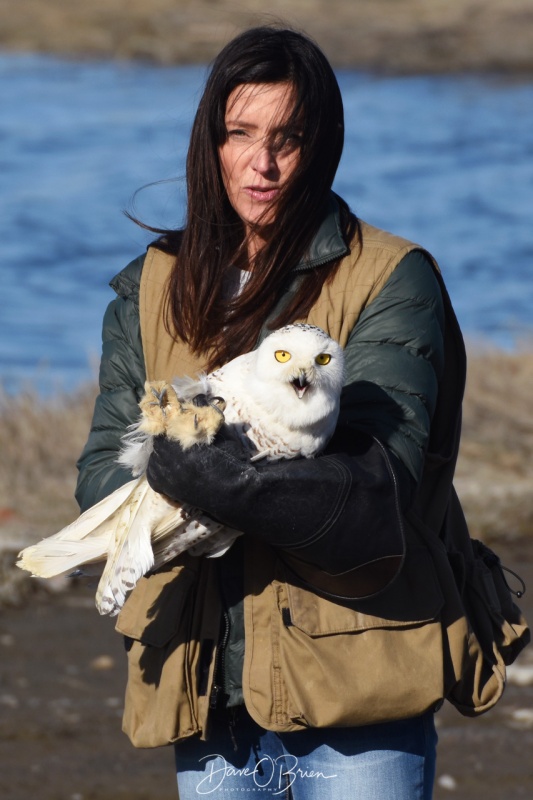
1;543;532;800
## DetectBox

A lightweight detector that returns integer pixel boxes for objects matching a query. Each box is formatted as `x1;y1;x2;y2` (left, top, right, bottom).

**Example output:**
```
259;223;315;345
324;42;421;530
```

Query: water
1;54;532;394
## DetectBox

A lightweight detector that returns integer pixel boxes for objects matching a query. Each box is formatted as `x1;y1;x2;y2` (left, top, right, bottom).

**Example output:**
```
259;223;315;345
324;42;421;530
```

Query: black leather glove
146;427;407;591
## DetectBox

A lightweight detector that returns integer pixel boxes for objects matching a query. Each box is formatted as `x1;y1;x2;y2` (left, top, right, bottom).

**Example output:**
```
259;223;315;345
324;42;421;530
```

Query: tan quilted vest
117;220;438;746
117;219;529;747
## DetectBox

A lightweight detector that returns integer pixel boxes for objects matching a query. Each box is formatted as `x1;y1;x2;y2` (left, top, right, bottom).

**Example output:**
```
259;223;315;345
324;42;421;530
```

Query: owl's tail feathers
17;537;109;579
94;479;196;616
94;478;159;616
16;478;141;580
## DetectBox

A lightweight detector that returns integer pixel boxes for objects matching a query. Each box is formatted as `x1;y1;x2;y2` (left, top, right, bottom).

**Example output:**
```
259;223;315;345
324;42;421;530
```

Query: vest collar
111;193;349;300
292;193;350;273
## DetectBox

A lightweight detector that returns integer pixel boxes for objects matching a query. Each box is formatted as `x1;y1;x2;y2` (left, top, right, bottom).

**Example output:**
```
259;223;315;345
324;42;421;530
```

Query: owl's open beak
291;372;310;399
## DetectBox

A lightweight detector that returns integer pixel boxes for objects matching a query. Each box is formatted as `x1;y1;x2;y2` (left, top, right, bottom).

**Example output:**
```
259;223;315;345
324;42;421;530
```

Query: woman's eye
227;128;248;139
276;132;302;152
315;353;331;366
275;350;292;363
287;132;303;143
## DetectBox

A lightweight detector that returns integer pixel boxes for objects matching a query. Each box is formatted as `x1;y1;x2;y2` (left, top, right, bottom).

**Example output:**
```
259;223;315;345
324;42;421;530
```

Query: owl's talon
210;396;226;416
138;381;178;436
165;397;225;447
150;386;168;409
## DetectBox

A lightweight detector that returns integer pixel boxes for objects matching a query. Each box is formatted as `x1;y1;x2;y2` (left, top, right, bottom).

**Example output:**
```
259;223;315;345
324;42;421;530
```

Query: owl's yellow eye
275;350;292;363
315;353;331;366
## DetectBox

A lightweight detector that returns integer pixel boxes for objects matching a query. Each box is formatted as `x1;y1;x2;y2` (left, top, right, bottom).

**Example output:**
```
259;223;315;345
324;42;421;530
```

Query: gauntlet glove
146;427;408;592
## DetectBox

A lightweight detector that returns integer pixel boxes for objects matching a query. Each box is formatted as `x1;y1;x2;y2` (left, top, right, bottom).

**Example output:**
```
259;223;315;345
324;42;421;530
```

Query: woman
76;26;464;799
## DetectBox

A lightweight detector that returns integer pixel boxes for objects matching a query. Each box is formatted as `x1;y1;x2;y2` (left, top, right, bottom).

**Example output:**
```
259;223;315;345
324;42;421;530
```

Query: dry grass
0;383;97;536
0;383;98;606
456;347;533;543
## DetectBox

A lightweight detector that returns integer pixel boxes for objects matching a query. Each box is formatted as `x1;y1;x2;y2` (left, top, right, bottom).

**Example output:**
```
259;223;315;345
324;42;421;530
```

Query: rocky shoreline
1;0;533;75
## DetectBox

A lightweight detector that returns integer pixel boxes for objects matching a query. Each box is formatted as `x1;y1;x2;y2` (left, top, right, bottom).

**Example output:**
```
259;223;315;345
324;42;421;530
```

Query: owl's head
251;324;344;428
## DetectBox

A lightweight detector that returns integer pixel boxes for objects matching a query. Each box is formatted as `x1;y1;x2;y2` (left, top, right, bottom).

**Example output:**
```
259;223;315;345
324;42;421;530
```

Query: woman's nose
251;143;279;177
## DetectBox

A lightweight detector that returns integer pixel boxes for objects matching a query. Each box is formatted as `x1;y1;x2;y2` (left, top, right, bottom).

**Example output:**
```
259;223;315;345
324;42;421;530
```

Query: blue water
1;54;532;393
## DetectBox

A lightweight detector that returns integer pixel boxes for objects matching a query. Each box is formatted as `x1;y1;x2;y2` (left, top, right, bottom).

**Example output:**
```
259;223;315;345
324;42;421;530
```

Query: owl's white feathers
17;324;344;615
208;324;344;460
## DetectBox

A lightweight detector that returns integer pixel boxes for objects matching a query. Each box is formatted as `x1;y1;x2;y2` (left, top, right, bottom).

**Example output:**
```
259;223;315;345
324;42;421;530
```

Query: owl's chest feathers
207;353;340;461
222;397;336;461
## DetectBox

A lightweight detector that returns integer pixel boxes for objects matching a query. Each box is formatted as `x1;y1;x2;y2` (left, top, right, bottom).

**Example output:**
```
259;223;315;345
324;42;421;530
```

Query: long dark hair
159;27;356;369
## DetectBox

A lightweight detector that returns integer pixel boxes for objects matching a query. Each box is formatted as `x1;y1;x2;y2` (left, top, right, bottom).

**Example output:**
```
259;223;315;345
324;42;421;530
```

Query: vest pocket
270;546;447;728
285;545;443;635
115;560;203;748
116;562;196;646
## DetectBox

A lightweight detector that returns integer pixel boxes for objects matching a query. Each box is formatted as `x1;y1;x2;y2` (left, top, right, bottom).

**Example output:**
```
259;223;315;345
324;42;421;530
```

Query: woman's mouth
244;186;280;202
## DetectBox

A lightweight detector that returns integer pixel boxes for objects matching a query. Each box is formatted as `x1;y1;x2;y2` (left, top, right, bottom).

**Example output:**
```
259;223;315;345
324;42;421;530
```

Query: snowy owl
17;324;344;615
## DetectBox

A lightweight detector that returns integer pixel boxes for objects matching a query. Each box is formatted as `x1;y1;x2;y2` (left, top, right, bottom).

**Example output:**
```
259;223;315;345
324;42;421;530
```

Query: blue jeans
175;707;437;799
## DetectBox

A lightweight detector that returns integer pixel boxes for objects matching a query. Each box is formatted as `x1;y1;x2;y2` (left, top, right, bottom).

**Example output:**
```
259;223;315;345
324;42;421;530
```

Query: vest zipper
209;609;230;710
292;247;348;273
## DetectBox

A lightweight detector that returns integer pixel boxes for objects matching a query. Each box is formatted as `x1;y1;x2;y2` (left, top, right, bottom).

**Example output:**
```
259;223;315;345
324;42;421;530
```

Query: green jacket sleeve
339;248;445;485
75;255;147;512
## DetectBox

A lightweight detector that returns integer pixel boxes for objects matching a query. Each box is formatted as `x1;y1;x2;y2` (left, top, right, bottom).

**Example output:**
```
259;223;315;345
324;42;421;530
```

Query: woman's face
219;82;301;243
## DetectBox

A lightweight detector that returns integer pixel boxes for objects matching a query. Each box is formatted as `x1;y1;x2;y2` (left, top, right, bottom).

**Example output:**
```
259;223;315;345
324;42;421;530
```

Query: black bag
408;493;529;716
